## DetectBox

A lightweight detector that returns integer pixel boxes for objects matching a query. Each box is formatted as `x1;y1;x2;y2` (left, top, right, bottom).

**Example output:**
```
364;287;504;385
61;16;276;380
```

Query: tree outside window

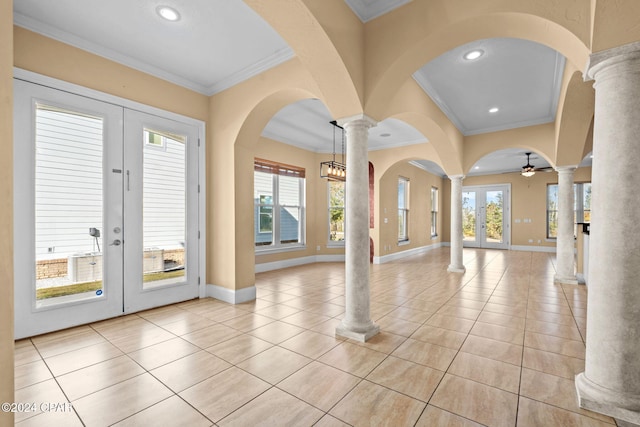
329;181;345;242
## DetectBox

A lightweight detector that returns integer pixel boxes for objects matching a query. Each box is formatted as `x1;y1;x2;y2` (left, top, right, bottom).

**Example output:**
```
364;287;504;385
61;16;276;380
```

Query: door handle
110;239;122;246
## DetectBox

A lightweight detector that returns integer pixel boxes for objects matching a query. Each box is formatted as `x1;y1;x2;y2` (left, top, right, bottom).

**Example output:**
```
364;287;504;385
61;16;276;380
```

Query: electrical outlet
528;239;533;243
316;245;320;251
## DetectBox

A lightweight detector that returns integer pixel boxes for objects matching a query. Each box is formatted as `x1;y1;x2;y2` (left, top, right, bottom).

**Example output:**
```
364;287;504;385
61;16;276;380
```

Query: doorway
462;184;510;249
13;79;203;338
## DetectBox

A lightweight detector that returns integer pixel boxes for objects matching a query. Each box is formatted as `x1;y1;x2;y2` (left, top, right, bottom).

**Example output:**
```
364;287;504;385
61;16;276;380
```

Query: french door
14;79;201;339
462;184;510;249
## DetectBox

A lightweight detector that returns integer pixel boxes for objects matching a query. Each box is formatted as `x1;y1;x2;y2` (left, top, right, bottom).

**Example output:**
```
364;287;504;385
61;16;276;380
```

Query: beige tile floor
13;248;617;426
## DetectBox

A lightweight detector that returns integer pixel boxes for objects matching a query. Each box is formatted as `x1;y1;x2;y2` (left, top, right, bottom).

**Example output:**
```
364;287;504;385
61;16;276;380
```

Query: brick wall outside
36;258;67;280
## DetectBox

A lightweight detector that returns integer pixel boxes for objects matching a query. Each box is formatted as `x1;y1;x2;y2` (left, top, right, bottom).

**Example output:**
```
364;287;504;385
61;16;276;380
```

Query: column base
554;274;579;285
447;264;466;273
336;321;380;342
576;373;640;425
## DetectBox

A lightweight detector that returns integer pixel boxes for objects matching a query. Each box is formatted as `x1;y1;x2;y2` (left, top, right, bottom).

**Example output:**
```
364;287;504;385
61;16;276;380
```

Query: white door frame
13;69;206;338
462;184;511;250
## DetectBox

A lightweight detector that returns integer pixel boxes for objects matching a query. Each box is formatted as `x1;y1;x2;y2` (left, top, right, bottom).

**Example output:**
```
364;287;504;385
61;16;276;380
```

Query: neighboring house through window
254;159;305;249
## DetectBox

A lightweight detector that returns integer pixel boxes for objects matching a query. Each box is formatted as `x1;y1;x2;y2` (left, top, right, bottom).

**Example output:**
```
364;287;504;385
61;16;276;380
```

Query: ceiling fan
520;152;553;177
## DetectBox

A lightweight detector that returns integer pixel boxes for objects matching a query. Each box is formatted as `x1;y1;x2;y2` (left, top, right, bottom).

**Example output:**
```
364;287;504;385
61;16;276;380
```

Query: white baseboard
510;245;556;253
255;254;345;273
373;242;443;264
206;284;256;304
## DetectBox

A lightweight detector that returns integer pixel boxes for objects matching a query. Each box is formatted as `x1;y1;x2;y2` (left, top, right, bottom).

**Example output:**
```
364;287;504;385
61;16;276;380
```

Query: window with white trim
398;177;409;242
546;182;591;239
431;186;438;238
254;159;305;249
328;181;345;244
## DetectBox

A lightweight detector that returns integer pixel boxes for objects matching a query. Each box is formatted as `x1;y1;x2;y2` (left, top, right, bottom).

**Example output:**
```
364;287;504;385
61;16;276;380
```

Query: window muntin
431;186;438;238
546;182;591;239
398;177;409;242
328;181;345;243
254;159;305;249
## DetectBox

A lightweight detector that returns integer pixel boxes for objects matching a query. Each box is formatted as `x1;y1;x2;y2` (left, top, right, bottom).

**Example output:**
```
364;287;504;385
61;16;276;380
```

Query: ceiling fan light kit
521;152;536;177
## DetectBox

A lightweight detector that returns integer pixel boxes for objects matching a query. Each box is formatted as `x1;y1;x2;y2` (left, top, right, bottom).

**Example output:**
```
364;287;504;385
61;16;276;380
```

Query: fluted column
575;41;640;425
554;166;578;284
335;115;379;342
448;175;465;273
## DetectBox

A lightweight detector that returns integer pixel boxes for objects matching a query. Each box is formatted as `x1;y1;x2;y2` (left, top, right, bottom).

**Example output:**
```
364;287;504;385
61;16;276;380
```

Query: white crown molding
14;12;294;96
549;53;566;118
368;137;428;151
344;0;412;23
412;69;466;133
413;49;566;137
206;47;295;95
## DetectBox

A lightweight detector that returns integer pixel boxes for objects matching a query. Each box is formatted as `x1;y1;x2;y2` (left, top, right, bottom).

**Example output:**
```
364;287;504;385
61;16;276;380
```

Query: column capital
555;165;578;173
585;40;640;81
448;174;465;181
337;114;377;130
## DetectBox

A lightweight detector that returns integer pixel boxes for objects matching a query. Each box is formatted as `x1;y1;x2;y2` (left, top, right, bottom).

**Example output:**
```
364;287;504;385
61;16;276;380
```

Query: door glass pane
485;190;504;243
142;129;186;288
329;181;345;242
35;105;105;306
462;191;476;241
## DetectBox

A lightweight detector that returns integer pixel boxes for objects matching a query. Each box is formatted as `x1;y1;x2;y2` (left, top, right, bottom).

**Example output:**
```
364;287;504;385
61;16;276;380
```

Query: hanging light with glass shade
320;120;346;181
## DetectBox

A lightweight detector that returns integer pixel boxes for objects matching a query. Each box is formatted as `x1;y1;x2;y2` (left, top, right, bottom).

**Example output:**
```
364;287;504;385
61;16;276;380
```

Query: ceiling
13;0;578;176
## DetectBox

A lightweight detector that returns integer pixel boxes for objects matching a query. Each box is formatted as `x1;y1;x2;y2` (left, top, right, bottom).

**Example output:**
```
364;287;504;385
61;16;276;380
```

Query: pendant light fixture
320;120;346;181
521;152;536;177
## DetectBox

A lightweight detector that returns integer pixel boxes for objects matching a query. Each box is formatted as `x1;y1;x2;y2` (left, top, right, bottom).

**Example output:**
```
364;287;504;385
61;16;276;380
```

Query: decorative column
575;41;640;425
554;166;578;284
448;175;465;273
335;115;379;342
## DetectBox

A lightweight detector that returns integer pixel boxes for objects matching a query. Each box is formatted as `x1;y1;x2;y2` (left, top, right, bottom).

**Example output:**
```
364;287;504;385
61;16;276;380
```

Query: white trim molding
255;254;345;273
374;242;443;264
206;284;256;304
511;245;556;253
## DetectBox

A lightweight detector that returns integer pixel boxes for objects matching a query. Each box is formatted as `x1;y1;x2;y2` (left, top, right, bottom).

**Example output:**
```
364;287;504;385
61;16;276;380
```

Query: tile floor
14;248;616;426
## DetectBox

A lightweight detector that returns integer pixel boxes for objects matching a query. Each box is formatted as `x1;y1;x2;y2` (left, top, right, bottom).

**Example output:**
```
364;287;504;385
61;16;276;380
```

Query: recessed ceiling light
474;166;480;170
489;107;499;113
157;6;180;21
380;133;391;137
464;49;484;60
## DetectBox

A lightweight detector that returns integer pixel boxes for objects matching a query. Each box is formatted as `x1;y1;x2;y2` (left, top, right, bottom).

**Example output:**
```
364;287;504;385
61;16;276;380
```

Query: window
575;182;592;224
254;159;305;249
546;182;591;239
398;177;409;242
431;187;438;237
328;181;345;243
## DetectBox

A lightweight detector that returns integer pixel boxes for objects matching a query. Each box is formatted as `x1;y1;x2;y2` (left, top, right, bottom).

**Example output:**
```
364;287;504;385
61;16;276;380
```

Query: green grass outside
36;270;186;300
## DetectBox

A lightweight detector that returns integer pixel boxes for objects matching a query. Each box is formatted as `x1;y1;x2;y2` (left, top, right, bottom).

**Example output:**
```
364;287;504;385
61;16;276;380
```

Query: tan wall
461;167;592;248
378;162;444;257
1;0;14;423
14;27;209;122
